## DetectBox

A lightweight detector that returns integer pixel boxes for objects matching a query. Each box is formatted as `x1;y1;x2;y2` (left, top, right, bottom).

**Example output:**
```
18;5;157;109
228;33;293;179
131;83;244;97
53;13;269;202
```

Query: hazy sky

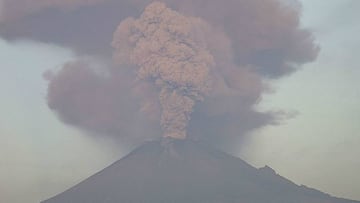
0;0;359;203
240;0;360;200
241;0;360;200
0;40;124;202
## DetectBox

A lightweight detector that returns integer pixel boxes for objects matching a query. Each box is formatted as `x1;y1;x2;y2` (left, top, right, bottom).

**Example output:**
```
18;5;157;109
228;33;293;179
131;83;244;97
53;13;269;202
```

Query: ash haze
0;0;359;202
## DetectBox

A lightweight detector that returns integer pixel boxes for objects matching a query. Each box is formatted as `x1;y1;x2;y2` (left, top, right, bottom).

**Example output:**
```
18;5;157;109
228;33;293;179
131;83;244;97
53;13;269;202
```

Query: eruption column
113;2;214;139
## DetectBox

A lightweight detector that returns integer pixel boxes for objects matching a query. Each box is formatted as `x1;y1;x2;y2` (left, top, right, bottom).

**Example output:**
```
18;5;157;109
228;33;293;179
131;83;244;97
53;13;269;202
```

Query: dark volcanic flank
41;138;359;203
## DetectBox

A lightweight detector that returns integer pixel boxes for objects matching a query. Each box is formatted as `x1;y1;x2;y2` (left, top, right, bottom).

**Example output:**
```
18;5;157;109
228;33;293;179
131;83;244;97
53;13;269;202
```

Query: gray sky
240;0;360;200
0;40;123;202
0;0;359;202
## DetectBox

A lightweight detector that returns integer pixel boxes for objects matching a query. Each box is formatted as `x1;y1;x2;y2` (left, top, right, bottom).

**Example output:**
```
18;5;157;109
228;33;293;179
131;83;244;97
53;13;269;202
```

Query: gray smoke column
112;2;214;139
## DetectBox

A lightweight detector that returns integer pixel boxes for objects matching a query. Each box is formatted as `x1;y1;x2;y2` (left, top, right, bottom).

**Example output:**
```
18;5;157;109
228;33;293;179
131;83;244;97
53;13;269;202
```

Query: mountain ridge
42;138;360;203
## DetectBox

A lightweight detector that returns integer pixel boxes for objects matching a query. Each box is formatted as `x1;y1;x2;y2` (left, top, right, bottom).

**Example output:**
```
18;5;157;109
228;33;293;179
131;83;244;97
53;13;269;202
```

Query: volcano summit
42;138;359;203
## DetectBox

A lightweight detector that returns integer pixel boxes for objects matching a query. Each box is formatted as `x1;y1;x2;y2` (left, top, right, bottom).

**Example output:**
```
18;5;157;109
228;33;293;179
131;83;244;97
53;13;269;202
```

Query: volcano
41;138;359;203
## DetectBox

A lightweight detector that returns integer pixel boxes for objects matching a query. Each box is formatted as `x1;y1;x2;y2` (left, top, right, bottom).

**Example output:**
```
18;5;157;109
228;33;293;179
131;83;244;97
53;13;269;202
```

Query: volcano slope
42;139;359;203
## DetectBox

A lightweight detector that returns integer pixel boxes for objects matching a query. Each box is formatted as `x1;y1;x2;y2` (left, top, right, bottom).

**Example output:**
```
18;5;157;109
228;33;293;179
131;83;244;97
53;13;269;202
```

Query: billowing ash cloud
0;0;319;145
45;61;161;142
0;0;110;22
112;2;214;139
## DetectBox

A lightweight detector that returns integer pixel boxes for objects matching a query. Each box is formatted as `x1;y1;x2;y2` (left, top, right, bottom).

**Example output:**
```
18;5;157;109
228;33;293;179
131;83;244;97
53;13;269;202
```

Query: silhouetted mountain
42;138;359;203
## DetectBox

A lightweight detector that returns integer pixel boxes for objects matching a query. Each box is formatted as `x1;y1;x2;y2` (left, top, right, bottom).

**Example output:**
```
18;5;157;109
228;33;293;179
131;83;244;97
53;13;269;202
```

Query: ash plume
0;0;110;22
0;0;319;146
46;61;161;142
112;2;214;139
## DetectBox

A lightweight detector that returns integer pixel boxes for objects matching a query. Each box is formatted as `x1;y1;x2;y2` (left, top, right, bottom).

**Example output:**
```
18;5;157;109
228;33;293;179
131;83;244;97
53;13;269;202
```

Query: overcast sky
0;0;359;203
